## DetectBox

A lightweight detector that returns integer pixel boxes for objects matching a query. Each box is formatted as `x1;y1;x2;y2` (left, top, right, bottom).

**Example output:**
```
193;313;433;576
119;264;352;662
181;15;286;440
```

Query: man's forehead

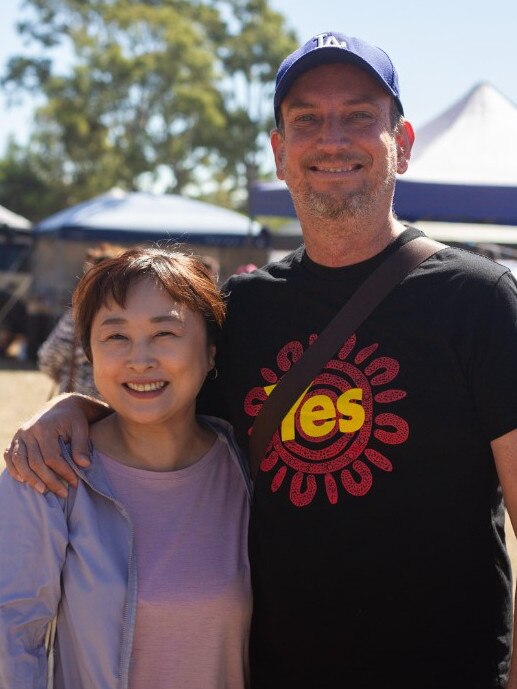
282;63;392;107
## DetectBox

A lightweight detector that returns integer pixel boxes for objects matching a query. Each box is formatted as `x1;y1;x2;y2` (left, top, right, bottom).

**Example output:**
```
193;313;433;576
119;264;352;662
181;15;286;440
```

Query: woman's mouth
124;381;168;392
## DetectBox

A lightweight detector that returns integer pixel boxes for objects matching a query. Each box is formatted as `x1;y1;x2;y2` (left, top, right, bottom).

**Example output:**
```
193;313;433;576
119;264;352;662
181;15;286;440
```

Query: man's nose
318;116;351;148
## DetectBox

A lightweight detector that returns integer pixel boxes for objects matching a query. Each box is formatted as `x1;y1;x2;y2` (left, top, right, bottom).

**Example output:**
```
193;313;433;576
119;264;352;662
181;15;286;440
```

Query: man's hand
3;393;110;498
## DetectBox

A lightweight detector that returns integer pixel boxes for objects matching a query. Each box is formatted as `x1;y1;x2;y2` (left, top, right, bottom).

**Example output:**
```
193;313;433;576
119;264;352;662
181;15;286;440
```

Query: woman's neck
90;413;216;472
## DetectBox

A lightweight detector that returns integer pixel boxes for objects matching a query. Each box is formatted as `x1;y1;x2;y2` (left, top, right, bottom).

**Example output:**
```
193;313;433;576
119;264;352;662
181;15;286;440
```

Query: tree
211;0;298;206
0;139;68;221
0;0;297;219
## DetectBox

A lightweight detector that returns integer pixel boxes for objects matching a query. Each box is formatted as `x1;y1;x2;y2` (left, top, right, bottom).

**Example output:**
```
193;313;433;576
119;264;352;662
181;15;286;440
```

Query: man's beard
287;144;398;221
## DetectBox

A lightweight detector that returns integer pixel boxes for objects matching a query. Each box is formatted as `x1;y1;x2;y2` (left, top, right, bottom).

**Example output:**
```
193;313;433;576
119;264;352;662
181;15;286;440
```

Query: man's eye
350;111;373;120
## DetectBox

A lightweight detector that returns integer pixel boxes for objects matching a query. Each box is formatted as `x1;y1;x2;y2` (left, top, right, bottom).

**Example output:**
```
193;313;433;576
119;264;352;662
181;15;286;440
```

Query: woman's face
90;277;215;430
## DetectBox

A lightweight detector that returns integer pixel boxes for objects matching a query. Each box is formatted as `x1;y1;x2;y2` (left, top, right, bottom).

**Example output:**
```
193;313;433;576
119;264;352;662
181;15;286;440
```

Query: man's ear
271;128;286;180
396;120;415;175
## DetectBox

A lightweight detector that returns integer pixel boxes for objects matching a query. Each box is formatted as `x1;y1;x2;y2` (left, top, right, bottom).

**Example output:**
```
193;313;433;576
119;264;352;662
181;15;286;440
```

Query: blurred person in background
199;254;221;283
0;287;27;358
234;263;257;275
37;243;125;398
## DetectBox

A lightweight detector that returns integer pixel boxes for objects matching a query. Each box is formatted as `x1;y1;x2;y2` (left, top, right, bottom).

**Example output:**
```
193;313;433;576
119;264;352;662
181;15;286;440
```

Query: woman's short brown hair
72;246;226;361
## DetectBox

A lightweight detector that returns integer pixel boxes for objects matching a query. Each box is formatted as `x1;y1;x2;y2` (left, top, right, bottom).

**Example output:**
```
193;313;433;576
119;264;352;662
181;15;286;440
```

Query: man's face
271;62;413;222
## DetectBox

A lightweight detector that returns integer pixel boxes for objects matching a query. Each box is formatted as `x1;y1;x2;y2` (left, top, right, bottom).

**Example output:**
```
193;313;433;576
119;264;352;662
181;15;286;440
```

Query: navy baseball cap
274;31;403;125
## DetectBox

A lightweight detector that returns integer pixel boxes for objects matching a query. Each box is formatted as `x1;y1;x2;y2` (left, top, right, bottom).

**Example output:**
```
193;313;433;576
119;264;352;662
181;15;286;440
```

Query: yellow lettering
337;388;365;433
264;383;312;442
263;384;365;440
300;395;336;438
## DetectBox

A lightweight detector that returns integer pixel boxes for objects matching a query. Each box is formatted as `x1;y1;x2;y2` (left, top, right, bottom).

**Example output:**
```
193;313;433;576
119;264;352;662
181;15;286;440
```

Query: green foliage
0;0;298;220
0;139;68;221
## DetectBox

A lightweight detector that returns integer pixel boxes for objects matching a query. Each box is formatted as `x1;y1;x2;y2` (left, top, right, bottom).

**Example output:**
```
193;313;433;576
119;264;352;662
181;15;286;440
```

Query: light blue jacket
0;416;251;689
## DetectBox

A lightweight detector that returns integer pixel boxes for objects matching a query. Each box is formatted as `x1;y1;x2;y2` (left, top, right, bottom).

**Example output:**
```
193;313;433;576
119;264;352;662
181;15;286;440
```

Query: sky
0;0;516;156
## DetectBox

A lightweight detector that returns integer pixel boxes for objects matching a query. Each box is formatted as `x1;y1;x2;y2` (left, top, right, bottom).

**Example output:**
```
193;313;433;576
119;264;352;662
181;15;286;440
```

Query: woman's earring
207;367;218;380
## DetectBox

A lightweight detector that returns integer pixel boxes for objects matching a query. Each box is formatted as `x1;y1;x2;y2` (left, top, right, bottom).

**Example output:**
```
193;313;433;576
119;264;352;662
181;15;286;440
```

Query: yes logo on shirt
263;384;365;441
244;333;409;507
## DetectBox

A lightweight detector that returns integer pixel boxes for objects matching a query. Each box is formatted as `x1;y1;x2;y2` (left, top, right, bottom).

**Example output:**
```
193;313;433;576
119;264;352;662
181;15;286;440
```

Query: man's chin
296;190;369;220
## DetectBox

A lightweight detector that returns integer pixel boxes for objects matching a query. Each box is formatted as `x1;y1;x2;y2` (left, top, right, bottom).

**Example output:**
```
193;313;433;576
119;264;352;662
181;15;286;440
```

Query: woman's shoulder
0;467;69;541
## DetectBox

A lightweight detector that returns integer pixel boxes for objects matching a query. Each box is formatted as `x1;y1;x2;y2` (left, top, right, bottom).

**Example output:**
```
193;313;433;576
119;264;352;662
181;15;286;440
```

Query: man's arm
3;393;110;498
491;428;517;689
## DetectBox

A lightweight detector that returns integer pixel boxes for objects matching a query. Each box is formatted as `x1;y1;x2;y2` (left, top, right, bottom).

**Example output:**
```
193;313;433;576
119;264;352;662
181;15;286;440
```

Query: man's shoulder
440;244;510;275
223;246;303;301
403;227;508;281
402;238;517;324
412;236;513;289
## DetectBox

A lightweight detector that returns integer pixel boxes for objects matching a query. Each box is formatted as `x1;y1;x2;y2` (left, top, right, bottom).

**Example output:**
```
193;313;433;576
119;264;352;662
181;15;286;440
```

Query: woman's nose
127;342;156;370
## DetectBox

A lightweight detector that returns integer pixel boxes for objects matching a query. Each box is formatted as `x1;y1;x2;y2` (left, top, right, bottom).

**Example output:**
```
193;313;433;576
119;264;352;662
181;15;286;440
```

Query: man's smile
309;163;363;173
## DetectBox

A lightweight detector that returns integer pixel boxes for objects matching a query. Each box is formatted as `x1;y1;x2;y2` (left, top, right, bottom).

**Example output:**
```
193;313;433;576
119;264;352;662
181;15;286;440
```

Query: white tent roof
405;82;517;186
0;204;31;229
36;189;260;241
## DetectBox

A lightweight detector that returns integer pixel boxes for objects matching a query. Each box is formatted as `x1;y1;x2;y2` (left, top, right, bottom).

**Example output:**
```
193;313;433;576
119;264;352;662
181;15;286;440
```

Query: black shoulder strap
248;236;445;479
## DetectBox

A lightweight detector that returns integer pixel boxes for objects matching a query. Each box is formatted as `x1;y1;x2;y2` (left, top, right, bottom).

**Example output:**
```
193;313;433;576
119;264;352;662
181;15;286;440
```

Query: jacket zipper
60;440;136;689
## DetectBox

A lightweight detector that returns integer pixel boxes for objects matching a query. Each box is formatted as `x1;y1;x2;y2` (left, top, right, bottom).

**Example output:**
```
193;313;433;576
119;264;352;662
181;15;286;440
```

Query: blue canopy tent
35;189;266;247
249;178;517;226
31;189;269;319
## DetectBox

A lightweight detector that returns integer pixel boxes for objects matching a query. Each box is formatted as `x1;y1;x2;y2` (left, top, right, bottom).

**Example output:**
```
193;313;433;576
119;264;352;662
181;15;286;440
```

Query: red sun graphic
243;333;409;507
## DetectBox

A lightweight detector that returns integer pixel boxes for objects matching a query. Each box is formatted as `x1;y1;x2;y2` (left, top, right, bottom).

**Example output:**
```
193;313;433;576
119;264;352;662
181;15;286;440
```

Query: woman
0;247;252;689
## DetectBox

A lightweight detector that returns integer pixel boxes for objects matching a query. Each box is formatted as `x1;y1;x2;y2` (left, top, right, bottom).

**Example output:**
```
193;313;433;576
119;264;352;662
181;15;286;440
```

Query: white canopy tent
0;204;31;230
389;82;517;238
406;82;517;186
0;206;32;344
0;204;32;275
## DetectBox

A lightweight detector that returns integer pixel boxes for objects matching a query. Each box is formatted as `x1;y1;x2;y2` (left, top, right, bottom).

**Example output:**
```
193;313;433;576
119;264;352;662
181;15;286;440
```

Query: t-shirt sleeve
465;271;517;441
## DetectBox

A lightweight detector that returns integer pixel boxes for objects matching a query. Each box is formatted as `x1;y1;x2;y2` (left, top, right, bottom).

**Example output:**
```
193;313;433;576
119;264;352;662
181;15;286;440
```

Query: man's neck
300;212;406;268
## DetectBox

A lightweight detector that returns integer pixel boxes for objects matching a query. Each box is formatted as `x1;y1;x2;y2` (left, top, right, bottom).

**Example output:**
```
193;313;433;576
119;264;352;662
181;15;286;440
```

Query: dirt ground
0;359;54;460
1;358;517;585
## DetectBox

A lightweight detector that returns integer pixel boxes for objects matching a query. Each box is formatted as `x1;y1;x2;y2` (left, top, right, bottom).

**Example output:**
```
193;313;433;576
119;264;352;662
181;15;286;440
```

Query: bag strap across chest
249;235;445;480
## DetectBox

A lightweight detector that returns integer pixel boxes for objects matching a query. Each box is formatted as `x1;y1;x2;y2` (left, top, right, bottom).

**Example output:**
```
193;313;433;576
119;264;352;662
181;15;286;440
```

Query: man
6;31;517;689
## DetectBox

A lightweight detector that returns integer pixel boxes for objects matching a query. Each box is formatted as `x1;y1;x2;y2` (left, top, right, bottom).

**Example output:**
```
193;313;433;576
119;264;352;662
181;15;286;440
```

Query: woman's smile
124;380;169;395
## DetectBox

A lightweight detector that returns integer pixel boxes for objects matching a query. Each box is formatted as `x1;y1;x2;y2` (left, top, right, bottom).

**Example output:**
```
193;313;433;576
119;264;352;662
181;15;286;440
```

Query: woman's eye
156;331;177;338
107;333;127;341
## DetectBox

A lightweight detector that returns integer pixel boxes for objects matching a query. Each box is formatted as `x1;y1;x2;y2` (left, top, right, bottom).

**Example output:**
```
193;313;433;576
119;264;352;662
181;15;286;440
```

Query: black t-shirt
199;228;517;689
